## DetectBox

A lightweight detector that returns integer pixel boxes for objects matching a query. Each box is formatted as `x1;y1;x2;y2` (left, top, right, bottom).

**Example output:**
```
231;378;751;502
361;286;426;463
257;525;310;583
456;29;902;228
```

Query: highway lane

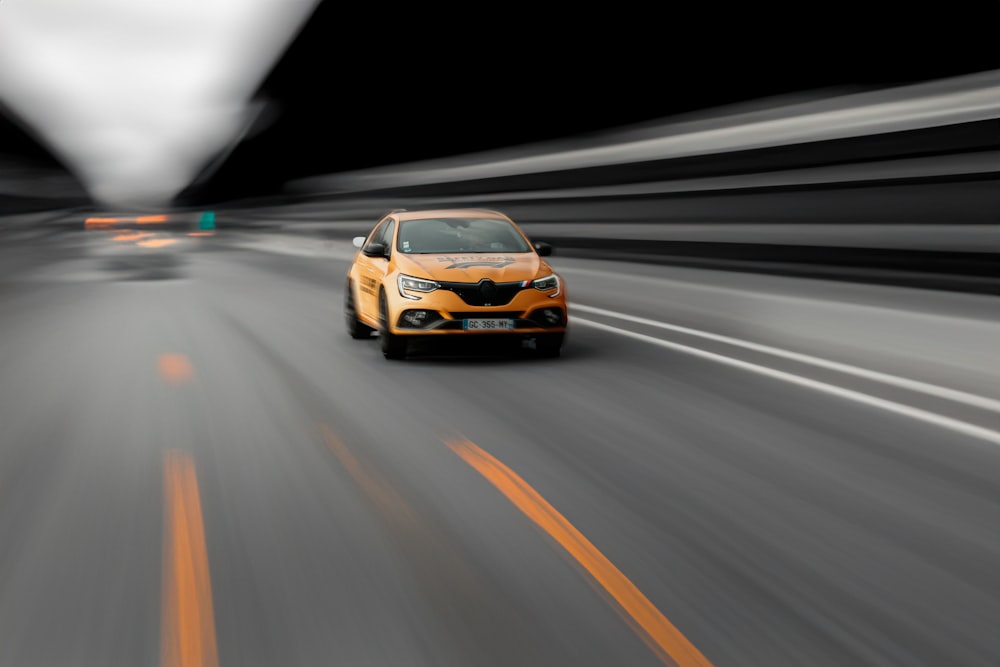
0;226;997;667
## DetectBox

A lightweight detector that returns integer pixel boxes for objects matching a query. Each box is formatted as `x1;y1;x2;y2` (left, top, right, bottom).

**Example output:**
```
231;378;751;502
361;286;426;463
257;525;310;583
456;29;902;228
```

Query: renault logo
479;279;497;305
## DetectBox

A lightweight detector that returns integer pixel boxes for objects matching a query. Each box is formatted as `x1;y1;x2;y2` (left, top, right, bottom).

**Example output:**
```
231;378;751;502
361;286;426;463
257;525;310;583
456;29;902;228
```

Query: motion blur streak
158;354;195;384
571;304;1000;412
113;231;149;242
139;238;179;249
320;423;417;524
574;319;1000;446
301;71;1000;194
161;450;219;667
84;217;121;228
445;438;715;667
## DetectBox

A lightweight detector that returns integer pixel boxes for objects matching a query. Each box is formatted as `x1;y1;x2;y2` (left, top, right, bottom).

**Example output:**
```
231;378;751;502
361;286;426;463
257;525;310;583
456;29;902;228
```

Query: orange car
345;208;568;359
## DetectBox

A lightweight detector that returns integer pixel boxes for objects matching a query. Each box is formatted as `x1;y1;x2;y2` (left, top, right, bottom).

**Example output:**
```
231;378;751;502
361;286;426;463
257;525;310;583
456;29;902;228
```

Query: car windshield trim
396;217;532;254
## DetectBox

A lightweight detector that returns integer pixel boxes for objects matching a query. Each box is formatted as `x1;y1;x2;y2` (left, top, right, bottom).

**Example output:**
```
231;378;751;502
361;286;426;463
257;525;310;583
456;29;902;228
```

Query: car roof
391;208;511;222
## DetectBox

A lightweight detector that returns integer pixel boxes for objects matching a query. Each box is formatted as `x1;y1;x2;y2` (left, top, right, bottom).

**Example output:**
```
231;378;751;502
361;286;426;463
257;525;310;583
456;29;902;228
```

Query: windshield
397;217;532;254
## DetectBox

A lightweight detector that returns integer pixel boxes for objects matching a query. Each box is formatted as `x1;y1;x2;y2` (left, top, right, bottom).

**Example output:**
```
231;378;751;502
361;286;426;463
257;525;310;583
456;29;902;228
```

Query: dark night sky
4;1;1000;207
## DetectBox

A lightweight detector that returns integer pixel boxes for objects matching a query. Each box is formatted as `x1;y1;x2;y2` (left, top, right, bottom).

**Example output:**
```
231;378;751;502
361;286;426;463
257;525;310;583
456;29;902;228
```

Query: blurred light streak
137;215;169;224
161;450;219;667
84;216;122;228
410;151;1000;203
158;354;194;383
114;231;151;241
446;437;715;667
573;318;1000;446
138;237;179;249
297;69;1000;194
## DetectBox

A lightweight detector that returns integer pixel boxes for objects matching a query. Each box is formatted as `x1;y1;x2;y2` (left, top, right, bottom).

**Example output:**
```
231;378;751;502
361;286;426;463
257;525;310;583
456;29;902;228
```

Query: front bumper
394;306;567;333
385;285;567;336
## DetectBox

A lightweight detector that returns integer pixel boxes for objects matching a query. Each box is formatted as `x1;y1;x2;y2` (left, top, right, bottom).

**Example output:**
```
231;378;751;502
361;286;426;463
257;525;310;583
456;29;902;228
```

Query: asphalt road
0;224;997;667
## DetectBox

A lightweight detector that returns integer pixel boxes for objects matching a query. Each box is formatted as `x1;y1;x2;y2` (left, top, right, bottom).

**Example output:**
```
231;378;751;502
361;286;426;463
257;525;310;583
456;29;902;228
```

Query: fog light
402;310;429;327
541;308;562;325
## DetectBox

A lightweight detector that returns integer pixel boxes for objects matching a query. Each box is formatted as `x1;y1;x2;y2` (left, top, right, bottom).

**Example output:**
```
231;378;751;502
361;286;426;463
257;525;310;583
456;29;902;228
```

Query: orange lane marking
446;438;715;667
114;231;150;242
139;238;178;249
161;450;219;667
159;354;195;383
137;214;169;224
320;424;416;523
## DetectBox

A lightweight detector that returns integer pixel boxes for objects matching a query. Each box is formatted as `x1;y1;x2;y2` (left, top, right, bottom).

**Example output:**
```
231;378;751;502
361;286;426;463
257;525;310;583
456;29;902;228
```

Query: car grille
438;279;528;306
448;311;523;320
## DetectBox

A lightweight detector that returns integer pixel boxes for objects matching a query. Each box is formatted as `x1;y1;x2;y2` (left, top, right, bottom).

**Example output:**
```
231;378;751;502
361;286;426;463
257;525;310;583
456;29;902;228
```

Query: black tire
345;280;374;339
378;291;407;360
534;332;564;358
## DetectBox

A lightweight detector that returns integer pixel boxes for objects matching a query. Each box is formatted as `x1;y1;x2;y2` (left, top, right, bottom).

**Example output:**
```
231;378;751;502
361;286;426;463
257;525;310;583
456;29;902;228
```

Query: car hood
396;253;550;282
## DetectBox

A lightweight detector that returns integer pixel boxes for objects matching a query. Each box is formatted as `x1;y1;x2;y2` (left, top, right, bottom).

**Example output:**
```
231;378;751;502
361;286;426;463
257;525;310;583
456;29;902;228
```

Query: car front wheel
345;280;374;339
378;290;407;360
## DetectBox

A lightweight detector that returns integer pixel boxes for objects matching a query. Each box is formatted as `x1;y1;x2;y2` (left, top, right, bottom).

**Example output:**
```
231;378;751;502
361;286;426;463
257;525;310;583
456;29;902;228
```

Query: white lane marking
572;304;1000;413
574;317;1000;446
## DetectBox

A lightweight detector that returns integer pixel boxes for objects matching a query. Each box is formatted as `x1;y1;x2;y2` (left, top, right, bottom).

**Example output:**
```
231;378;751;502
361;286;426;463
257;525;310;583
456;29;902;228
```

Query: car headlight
533;274;560;296
398;274;439;300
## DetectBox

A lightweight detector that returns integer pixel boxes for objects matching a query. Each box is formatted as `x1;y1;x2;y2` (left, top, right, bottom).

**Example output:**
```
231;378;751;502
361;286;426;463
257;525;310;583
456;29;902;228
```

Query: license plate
463;318;514;330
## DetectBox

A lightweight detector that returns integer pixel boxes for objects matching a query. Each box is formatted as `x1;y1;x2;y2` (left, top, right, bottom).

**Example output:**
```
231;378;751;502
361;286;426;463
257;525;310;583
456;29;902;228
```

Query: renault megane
344;208;568;359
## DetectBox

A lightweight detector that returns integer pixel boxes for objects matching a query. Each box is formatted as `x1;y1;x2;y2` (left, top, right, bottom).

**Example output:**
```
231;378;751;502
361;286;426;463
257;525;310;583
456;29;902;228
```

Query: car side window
364;219;386;248
377;220;395;255
364;218;395;256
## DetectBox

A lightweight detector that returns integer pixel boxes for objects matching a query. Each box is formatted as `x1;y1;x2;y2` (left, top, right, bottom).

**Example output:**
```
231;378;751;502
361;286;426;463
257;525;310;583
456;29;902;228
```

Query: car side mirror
352;236;366;249
362;241;388;258
533;241;553;256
